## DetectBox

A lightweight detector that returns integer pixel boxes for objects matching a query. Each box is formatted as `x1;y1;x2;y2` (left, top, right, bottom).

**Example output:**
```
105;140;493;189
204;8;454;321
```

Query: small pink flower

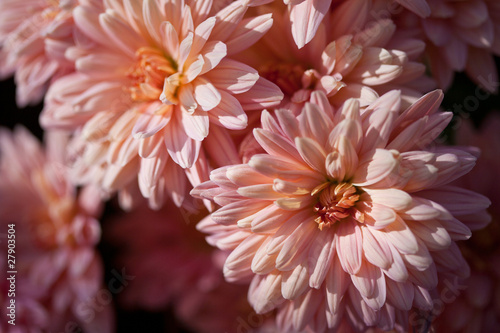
192;90;490;331
0;0;77;107
40;0;282;210
0;127;113;333
105;202;252;333
395;0;500;92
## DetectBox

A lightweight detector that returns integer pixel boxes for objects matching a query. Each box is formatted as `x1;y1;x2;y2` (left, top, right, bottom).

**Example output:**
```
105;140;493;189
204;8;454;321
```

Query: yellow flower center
312;182;360;230
127;47;177;102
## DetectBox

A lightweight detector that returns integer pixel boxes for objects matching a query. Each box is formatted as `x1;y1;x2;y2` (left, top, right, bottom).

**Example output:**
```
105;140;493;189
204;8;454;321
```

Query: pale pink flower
395;0;500;92
192;89;490;331
0;0;78;107
0;127;113;333
40;0;282;210
239;0;432;113
105;201;253;333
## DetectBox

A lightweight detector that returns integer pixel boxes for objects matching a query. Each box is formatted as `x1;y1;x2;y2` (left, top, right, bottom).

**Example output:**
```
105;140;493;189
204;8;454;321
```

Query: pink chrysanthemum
105;201;253;333
239;0;432;113
0;0;77;107
192;90;490;331
395;0;500;92
0;127;113;332
40;0;282;210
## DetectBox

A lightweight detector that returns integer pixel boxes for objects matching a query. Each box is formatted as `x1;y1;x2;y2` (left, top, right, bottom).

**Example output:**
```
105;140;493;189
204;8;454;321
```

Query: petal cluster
0;0;76;106
192;90;490;331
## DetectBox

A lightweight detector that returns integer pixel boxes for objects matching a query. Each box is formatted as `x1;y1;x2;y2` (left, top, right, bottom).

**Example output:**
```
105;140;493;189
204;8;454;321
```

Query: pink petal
401;238;433;271
205;58;259;94
251;205;295;233
308;231;335;288
224;234;266;278
251;237;278;274
163;160;187;207
142;0;163;45
211;1;248;42
362;226;392;269
385;279;414;311
253;128;303;163
99;10;145;58
199;40;227;75
237;184;284;200
248;273;284;314
336;220;363;274
211;199;270;226
225;13;274;55
203;125;241;165
181;109;209;141
282;264;310;300
396;0;430;17
164;114;201;168
138;153;167;197
193;77;221;111
362;202;397;228
207;90;247;130
177;32;194;70
301;101;334;146
382;243;408;282
190;16;217;57
352;149;399;187
289;0;332;48
236;77;283;110
295;137;327;173
383;216;418;254
276;221;317;271
362;188;412;211
417;186;491;216
132;107;172;139
160;21;179;57
326;257;350;314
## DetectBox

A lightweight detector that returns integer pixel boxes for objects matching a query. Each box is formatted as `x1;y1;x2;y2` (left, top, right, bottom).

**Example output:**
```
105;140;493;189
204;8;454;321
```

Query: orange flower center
127;47;177;102
313;182;360;230
260;63;307;96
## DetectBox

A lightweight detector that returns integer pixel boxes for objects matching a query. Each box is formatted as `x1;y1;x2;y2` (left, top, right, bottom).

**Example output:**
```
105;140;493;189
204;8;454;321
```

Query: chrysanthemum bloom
394;0;500;92
239;0;432;113
40;0;282;210
105;201;253;333
0;0;78;107
0;127;113;332
192;89;490;331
